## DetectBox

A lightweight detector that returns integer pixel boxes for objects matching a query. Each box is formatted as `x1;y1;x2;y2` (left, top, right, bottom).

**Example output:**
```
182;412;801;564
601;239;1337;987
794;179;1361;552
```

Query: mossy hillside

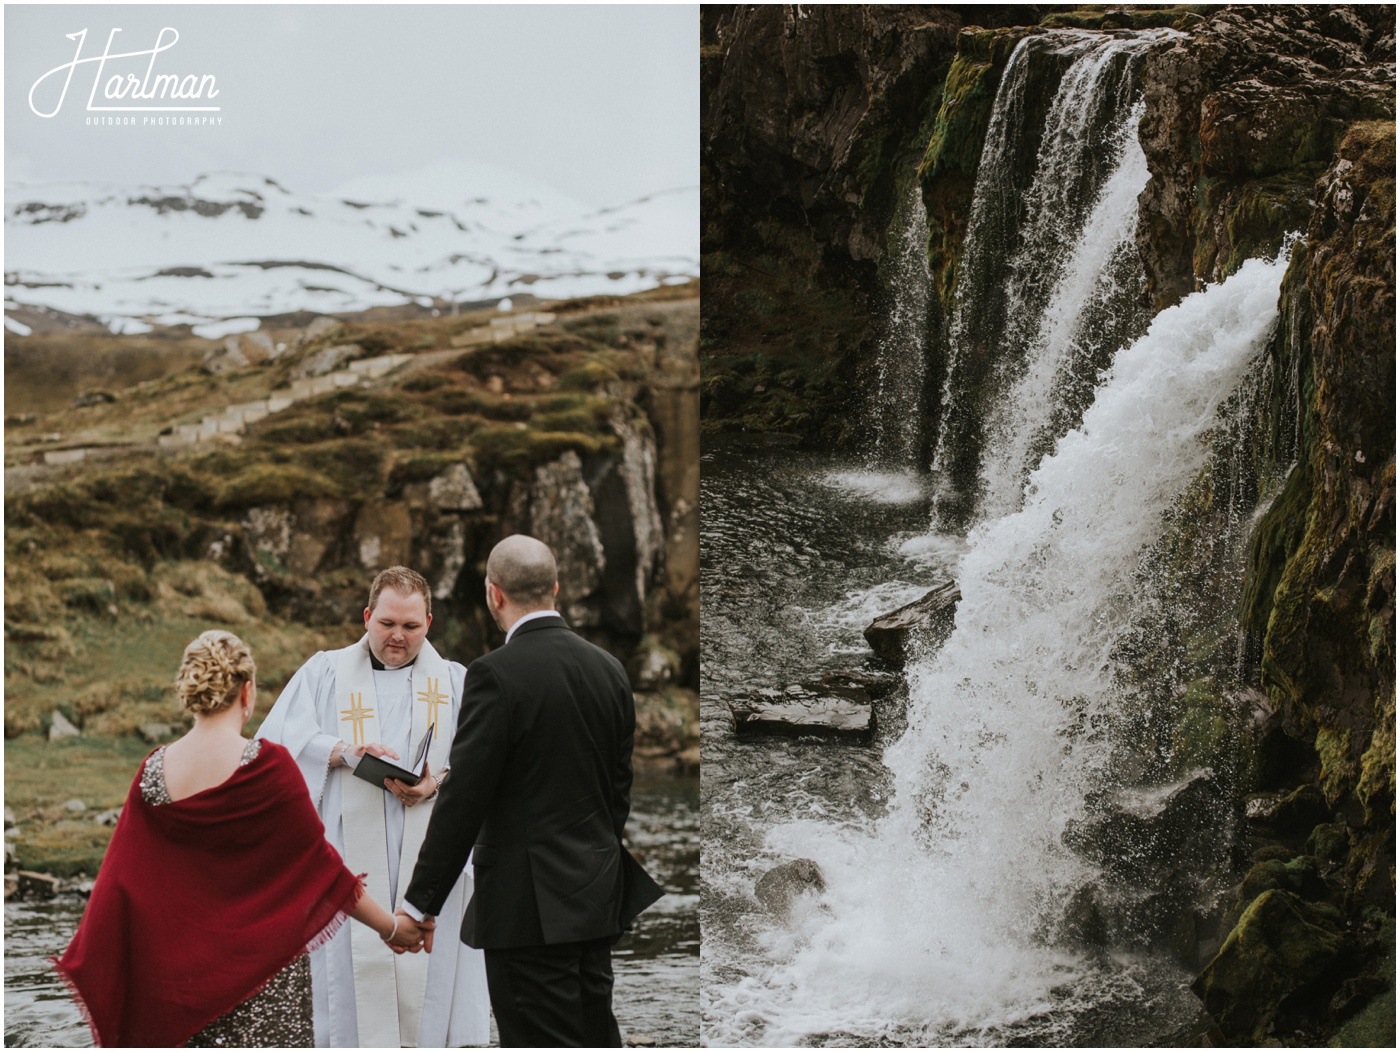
3;330;207;416
5;319;652;643
4;557;346;738
3;559;346;876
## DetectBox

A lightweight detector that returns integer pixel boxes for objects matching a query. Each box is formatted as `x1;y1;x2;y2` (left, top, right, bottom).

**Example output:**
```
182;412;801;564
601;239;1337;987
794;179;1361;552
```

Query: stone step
726;682;875;741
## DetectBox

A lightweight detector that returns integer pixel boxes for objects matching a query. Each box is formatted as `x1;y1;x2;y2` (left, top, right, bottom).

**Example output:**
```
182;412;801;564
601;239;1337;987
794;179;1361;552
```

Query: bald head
486;535;558;610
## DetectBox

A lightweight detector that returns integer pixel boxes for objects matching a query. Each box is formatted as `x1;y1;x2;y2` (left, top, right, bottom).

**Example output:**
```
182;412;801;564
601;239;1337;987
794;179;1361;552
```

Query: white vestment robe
258;643;490;1048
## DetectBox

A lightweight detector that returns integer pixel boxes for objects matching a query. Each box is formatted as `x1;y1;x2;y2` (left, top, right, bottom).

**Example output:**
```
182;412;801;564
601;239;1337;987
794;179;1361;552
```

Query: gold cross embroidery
417;677;450;733
340;692;374;747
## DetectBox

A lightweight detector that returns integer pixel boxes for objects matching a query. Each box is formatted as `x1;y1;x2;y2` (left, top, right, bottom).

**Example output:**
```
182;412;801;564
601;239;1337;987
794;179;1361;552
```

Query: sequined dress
141;741;315;1048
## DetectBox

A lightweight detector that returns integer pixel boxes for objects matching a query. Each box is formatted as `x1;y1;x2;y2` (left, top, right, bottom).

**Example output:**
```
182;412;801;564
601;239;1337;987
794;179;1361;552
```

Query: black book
350;723;435;790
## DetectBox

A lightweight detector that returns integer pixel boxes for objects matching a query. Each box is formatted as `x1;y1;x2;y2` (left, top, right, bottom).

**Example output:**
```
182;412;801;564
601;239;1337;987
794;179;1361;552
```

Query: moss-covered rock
1194;888;1350;1041
918;27;1034;317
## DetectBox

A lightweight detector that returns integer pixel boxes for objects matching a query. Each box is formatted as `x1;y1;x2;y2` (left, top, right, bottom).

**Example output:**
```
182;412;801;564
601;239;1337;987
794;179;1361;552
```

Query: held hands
384;909;435;954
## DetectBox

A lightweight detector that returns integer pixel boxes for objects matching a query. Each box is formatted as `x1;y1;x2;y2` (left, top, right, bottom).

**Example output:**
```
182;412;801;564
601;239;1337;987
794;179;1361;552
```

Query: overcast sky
5;4;698;208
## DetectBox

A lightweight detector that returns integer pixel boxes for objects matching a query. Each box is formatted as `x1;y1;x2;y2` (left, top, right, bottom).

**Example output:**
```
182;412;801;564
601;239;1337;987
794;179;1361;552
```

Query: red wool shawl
53;740;362;1048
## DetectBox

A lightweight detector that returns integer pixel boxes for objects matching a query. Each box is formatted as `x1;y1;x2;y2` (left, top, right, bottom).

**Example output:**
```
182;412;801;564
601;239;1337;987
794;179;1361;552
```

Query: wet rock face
1137;4;1395;305
704;6;960;245
701;6;967;445
1060;771;1236;958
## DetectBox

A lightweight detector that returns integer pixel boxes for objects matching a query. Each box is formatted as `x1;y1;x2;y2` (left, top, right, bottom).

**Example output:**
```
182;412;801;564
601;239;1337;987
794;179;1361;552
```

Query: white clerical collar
504;609;562;645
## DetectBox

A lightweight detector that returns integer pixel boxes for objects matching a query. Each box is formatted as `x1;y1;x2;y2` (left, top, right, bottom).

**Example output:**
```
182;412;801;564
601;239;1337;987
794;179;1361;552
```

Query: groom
399;534;662;1047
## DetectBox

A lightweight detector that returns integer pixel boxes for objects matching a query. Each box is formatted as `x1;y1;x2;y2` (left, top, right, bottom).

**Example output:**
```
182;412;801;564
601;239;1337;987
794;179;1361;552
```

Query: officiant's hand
332;741;400;767
386;772;437;807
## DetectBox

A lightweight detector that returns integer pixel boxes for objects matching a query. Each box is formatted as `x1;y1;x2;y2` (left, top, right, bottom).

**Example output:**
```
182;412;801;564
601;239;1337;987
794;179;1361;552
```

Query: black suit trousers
484;937;621;1048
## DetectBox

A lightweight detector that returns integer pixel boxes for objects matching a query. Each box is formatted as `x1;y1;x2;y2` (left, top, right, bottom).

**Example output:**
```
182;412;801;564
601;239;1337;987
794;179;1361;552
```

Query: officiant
258;566;489;1047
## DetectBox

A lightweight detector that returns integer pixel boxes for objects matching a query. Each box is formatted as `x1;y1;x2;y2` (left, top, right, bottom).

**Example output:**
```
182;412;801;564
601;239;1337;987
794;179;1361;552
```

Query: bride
53;630;427;1047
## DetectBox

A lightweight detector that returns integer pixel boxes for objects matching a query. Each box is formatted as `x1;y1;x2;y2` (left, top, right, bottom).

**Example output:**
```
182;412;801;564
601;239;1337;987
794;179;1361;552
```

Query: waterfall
931;30;1174;525
866;180;933;468
719;253;1289;1046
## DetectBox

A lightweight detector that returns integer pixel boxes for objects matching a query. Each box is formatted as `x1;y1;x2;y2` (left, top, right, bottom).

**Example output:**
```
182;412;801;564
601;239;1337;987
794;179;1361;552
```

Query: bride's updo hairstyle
176;630;257;716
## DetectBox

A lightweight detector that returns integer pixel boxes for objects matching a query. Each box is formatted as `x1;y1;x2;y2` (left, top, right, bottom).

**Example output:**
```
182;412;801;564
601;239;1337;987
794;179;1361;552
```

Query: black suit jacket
405;615;662;948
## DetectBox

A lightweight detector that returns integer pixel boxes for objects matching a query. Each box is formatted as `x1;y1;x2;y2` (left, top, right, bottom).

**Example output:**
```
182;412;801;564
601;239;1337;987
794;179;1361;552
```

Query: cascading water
705;249;1291;1049
703;23;1299;1047
865;180;933;470
977;101;1150;520
931;30;1173;525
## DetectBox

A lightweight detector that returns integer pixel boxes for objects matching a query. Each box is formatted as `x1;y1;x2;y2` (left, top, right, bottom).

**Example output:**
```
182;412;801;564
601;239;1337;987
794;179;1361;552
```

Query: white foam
820;468;927;504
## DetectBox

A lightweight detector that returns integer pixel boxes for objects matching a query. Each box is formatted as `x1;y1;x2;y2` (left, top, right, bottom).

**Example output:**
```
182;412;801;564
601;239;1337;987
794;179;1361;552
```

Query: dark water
3;779;698;1048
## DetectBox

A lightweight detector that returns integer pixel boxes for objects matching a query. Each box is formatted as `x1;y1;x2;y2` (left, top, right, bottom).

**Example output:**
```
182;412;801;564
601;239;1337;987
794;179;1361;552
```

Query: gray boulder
755;858;827;916
427;463;484;511
49;710;80;741
290;343;362;380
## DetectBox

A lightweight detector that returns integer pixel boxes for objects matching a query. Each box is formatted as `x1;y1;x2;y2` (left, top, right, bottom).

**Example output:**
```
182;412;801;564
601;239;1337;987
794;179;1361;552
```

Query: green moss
1195;889;1347;1040
294;438;387;496
919;45;1004;184
427;387;532;421
1356;689;1396;822
215;463;342;508
531;395;611;434
1242;464;1312;635
1220;166;1325;276
1331;916;1396;1047
1315;726;1357;807
1173;676;1233;769
558;360;621;390
57;577;116;613
400;372;449;393
468;425;613;476
15;819;115;877
388;452;467;488
918;27;1033;317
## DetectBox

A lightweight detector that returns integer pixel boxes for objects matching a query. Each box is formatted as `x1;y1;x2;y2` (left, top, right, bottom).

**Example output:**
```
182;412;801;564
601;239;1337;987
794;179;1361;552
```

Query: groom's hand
417;914;436;954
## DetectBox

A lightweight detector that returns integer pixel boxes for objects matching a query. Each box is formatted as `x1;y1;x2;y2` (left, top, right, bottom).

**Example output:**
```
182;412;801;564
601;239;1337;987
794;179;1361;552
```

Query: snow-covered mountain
4;161;698;333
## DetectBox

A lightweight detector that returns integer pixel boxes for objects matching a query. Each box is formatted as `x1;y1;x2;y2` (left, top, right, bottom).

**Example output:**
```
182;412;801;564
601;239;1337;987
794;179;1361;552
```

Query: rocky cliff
703;5;1394;1044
